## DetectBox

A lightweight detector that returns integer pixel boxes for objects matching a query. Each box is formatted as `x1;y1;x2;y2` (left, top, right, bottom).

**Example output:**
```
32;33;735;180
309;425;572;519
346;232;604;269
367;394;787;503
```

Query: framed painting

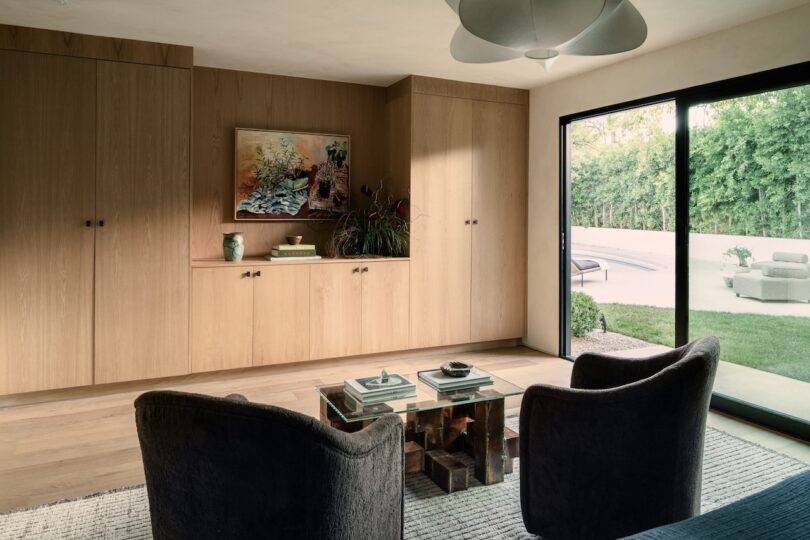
234;128;350;220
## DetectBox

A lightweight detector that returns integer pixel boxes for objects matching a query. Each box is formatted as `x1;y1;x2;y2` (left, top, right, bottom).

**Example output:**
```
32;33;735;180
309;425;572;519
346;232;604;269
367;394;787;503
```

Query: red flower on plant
393;198;408;217
368;211;381;221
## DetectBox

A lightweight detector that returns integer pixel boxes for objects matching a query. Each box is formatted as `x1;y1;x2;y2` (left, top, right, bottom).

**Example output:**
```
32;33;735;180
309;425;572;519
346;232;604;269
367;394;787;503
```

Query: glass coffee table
317;370;524;493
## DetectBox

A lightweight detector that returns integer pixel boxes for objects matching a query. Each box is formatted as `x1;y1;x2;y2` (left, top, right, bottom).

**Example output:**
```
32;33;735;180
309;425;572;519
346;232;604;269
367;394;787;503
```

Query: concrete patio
604;344;810;423
572;226;810;316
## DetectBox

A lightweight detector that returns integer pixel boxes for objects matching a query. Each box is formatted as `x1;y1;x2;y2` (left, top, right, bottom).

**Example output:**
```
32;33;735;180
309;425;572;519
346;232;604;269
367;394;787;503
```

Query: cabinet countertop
192;256;409;268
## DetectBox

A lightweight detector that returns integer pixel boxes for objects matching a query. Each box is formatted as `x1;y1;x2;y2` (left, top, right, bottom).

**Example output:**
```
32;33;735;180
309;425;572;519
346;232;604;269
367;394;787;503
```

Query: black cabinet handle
472;219;479;225
85;220;92;227
98;220;105;227
242;271;251;278
465;219;471;225
353;267;360;273
362;267;369;273
253;271;262;278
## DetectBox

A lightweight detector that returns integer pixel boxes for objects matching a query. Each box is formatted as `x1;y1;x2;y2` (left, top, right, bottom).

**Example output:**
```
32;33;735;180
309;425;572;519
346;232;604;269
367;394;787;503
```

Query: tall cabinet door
409;94;473;349
94;61;191;384
362;261;410;354
0;51;96;394
471;100;528;341
310;263;362;360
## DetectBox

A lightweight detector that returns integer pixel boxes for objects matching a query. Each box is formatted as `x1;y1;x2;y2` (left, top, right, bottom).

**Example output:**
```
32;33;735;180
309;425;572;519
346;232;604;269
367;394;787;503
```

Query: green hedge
571;292;600;337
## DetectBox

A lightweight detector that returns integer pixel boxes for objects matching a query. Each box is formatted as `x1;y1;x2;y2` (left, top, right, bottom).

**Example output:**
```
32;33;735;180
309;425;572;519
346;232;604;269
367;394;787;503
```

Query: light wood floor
1;344;807;513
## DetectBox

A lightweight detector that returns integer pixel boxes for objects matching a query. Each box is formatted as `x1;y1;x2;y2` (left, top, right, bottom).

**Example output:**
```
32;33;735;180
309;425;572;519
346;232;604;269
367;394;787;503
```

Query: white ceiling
1;0;808;89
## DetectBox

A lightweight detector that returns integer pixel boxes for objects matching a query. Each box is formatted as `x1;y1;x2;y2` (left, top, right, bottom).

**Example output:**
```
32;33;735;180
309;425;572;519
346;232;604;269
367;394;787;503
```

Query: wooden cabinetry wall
0;26;192;395
0;24;528;396
387;76;529;350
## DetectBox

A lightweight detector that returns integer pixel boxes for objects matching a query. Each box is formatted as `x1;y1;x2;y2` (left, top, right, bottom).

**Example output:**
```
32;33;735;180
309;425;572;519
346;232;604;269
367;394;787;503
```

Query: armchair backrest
135;390;404;540
571;336;718;391
520;337;719;540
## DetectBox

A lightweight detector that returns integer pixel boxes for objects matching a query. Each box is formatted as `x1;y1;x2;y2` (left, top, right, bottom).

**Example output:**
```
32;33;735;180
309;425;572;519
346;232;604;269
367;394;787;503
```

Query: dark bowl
440;361;472;378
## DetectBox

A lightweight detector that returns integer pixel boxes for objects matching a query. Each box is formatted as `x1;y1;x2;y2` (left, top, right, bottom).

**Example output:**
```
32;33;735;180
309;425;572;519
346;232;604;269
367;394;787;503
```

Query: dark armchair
520;337;719;540
135;390;404;540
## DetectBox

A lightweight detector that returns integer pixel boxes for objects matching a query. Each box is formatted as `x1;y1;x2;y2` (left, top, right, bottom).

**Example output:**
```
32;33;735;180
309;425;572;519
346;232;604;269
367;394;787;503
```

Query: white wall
526;4;810;354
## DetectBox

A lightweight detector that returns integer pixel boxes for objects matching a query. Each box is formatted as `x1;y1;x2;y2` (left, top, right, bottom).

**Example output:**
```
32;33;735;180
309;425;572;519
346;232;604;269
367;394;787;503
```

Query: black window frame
558;60;810;441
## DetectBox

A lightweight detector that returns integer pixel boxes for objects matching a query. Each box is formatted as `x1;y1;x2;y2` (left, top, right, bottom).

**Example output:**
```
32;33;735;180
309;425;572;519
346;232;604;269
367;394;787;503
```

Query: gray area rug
1;421;808;540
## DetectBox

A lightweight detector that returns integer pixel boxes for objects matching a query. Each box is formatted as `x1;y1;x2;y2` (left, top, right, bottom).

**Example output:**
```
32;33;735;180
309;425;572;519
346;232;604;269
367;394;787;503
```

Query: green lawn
599;303;810;383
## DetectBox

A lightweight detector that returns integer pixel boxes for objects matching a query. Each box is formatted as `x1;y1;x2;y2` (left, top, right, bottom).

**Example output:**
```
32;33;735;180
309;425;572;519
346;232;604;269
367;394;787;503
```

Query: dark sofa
625;470;810;539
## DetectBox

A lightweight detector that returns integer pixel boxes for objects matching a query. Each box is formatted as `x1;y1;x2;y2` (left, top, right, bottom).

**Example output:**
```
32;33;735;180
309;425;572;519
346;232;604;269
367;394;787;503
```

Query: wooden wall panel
409;94;473;349
471;101;528;341
0;51;96;394
94;61;191;384
411;75;529;106
384;77;413;205
192;67;387;259
0;24;192;68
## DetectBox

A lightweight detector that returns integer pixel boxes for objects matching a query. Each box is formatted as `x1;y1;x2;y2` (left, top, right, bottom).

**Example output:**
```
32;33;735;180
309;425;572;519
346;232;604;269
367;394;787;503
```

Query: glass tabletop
316;369;524;423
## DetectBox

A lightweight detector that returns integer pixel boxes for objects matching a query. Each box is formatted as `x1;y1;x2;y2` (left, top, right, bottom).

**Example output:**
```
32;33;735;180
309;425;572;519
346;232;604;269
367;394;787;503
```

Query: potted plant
724;245;752;268
329;184;408;257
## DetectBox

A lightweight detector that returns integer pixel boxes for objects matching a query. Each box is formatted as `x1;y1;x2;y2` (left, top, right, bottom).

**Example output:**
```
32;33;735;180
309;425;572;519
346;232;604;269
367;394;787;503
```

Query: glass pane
688;84;810;421
568;102;676;358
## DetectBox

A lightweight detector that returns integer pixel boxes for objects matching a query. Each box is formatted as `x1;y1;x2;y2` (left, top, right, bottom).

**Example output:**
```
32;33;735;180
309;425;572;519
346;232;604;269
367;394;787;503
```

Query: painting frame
233;127;351;221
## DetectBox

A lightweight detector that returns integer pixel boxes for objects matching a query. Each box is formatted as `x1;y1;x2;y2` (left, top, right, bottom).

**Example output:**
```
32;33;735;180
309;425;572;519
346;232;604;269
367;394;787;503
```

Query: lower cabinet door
362;261;410;354
253;265;310;366
310;263;363;360
191;267;254;373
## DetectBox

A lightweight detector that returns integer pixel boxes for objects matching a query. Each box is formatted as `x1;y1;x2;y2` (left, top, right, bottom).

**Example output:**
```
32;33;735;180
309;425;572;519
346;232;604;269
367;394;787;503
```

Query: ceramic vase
223;232;245;261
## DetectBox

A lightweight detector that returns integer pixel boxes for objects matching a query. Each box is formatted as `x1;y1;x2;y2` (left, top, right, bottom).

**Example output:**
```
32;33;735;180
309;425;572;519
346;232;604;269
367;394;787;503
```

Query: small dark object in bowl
441;361;472;378
286;235;303;245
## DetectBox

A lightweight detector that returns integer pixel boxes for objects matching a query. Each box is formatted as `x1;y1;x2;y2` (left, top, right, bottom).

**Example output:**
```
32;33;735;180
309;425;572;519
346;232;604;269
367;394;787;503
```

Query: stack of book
418;368;492;392
265;244;321;261
344;373;416;404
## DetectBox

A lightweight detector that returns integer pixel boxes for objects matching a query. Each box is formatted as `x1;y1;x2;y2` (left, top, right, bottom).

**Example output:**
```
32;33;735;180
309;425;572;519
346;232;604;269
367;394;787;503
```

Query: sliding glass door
688;84;810;423
565;102;675;358
560;64;810;438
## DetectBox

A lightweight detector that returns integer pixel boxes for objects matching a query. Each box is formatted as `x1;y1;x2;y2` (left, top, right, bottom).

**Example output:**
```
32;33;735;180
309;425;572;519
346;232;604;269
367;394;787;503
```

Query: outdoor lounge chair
733;252;810;302
571;258;608;286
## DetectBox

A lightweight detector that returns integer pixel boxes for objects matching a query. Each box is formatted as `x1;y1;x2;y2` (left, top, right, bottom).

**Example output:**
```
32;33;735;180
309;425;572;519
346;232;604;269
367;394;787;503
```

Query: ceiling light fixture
446;0;647;71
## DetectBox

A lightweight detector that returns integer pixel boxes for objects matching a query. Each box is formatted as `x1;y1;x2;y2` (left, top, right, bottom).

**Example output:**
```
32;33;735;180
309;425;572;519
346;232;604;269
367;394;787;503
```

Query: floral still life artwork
234;128;350;220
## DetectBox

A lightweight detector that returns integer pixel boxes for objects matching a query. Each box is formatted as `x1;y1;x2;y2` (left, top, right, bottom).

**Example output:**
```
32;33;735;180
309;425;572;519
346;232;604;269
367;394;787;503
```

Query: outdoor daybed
571;258;608;286
732;252;810;302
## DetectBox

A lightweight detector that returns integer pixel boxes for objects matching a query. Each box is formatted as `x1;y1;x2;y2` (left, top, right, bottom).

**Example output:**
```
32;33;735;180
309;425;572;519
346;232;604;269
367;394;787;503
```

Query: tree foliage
570;85;810;238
